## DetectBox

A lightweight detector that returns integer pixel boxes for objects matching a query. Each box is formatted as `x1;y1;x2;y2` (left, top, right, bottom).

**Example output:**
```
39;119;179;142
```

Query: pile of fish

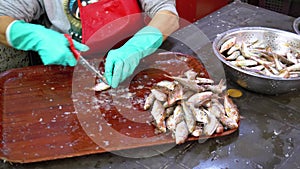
144;70;240;144
219;36;300;78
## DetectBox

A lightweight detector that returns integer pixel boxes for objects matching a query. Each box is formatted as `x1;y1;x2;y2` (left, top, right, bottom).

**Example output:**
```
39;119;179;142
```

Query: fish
203;110;219;136
184;70;198;80
227;42;241;55
181;101;196;133
165;106;175;117
208;98;226;119
215;121;224;133
286;62;300;72
219;115;239;129
156;80;176;91
166;114;176;133
166;105;185;134
191;125;203;137
240;42;260;58
151;88;168;102
196;77;215;84
173;105;185;124
231;60;258;67
91;82;111;91
145;70;240;144
203;79;226;94
226;51;241;60
164;74;205;92
182;90;196;100
189;106;209;124
175;120;189;144
223;95;240;123
150;100;167;133
144;92;155;110
220;37;236;53
219;36;300;79
187;91;213;107
167;83;184;106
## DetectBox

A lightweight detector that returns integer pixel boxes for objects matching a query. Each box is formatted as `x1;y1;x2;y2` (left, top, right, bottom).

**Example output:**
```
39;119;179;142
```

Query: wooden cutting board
0;52;237;163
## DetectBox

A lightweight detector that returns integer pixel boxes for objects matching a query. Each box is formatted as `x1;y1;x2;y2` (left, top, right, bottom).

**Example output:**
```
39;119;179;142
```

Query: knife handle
64;34;80;60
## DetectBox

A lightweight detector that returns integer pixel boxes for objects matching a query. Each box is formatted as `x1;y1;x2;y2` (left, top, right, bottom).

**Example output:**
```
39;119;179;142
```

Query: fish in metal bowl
212;27;300;95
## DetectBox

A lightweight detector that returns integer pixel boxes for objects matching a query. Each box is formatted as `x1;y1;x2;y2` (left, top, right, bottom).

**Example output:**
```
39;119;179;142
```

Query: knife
64;34;109;85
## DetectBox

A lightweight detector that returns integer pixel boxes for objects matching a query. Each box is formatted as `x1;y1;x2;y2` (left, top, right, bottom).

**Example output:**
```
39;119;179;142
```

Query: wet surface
1;1;300;169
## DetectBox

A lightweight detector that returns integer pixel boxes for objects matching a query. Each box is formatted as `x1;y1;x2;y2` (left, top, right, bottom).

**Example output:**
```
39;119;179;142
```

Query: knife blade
64;34;109;85
78;55;108;84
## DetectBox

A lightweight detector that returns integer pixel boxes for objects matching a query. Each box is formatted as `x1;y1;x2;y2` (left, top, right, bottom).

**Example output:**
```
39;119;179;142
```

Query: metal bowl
212;27;300;95
293;17;300;35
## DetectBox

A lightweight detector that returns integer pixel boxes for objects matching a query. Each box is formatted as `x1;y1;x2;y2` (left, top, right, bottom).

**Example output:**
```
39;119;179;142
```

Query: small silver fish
165;106;175;117
220;37;236;53
219;115;238;129
166;114;176;133
191;125;203;137
226;51;241;60
156;80;176;91
215;121;224;134
167;83;183;106
144;92;155;110
209;98;225;119
173;105;185;124
223;95;240;123
166;105;184;133
182;90;196;100
227;42;241;55
181;101;196;133
164;74;205;92
189;106;209;124
151;100;167;133
187;91;213;107
175;120;189;144
196;77;214;84
184;70;198;80
203;110;219;136
92;82;111;91
231;59;258;67
203;79;226;94
151;88;168;102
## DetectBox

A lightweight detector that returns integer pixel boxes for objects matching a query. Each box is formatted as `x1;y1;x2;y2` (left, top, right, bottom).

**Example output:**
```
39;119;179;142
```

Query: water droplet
103;140;109;146
257;164;263;169
273;130;281;135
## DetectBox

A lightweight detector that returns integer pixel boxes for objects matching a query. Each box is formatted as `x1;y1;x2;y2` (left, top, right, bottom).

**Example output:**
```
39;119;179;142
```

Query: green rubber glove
104;26;163;88
6;20;89;66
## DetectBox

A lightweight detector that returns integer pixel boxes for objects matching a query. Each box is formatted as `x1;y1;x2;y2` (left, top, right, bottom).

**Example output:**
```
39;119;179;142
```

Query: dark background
243;0;300;17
